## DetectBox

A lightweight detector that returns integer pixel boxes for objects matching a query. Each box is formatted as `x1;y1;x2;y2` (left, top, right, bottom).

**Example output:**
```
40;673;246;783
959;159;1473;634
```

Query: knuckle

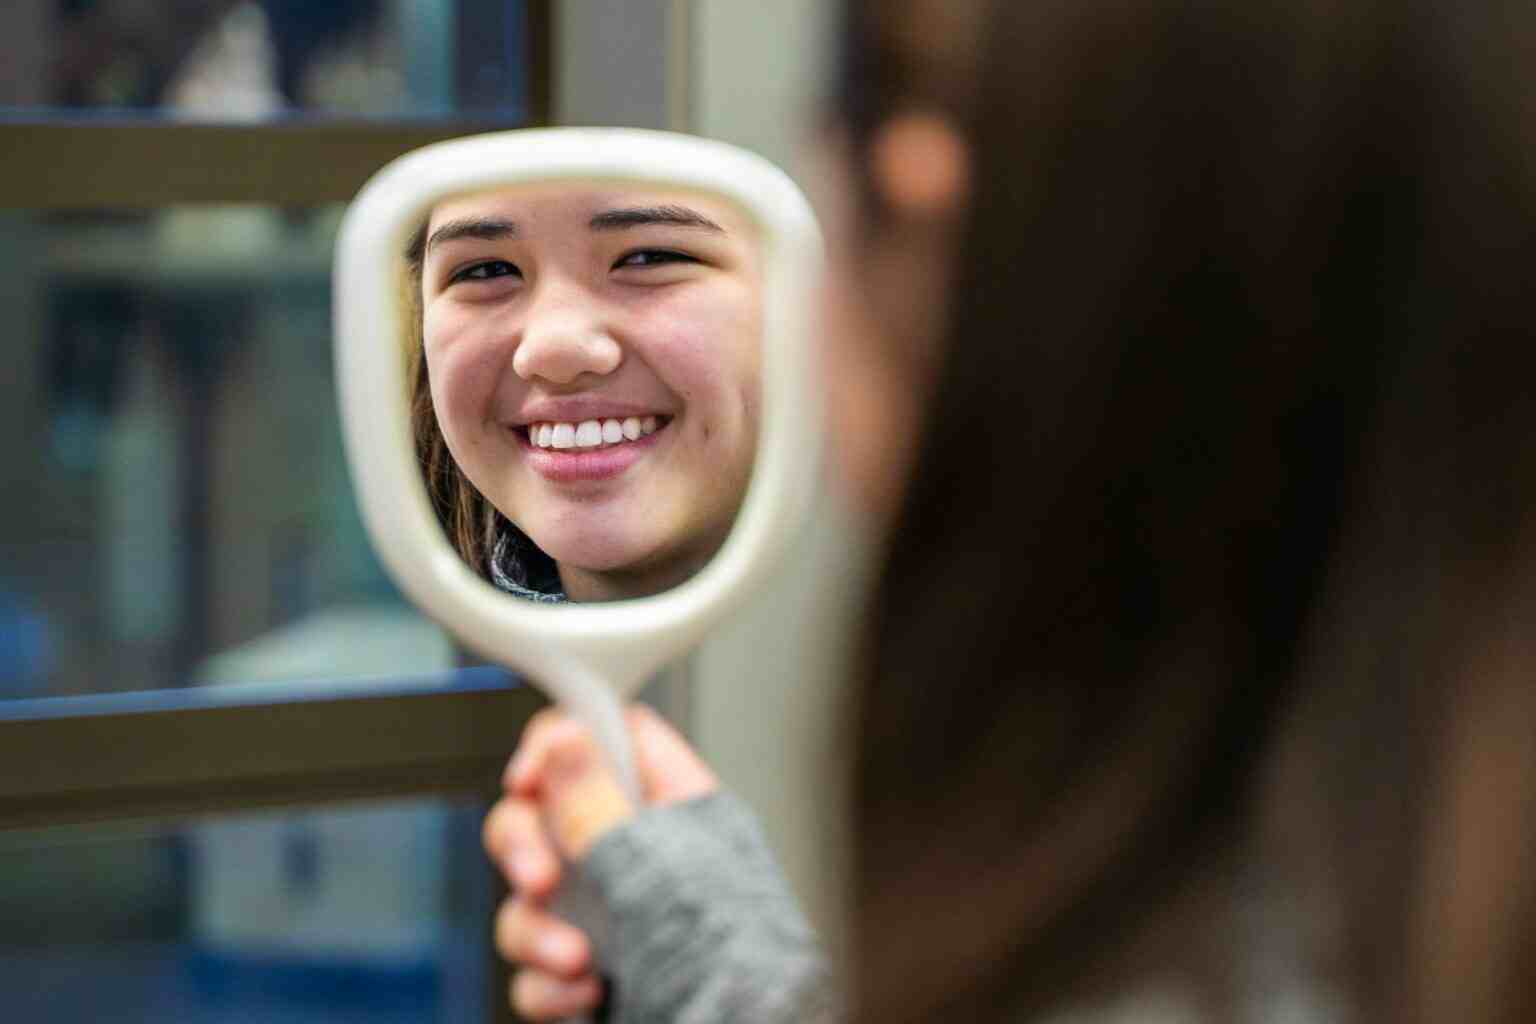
509;709;577;781
481;800;512;857
547;714;589;750
510;970;541;1018
493;898;526;961
511;969;555;1020
525;706;567;741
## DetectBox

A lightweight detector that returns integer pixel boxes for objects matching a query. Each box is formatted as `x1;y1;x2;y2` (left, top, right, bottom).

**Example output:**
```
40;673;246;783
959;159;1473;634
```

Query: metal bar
526;0;554;134
0;683;544;831
0;120;520;208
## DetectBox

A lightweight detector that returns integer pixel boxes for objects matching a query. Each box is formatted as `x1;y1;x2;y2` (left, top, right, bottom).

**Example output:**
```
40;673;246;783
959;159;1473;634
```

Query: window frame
0;2;555;825
0;6;557;1020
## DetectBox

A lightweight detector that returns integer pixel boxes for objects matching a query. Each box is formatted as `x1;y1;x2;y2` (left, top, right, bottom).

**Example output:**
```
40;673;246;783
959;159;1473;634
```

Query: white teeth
529;416;665;450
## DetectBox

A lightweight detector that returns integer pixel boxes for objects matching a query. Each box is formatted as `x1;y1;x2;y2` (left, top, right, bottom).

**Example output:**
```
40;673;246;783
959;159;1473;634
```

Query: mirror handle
545;660;642;805
540;669;636;1021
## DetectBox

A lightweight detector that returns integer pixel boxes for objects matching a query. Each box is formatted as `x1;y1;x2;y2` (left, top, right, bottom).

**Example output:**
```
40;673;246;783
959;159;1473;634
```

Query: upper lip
507;398;672;428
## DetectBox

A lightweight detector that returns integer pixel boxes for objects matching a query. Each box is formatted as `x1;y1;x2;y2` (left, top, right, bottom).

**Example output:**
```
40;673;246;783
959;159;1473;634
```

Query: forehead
425;183;758;238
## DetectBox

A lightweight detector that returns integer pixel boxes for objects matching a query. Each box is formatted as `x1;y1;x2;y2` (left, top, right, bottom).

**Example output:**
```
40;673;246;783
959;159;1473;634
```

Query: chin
536;528;666;577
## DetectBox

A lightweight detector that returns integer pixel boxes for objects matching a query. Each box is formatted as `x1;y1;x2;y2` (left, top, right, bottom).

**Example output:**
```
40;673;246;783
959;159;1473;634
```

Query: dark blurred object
259;0;381;108
6;0;527;119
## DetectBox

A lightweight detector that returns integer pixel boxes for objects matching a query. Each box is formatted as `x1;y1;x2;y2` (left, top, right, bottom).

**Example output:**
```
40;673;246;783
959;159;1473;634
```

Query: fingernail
506;852;537;887
538;930;580;968
503;755;525;790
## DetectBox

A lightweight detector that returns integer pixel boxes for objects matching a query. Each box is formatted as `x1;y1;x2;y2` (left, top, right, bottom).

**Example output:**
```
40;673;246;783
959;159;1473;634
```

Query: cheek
639;288;761;427
423;309;508;446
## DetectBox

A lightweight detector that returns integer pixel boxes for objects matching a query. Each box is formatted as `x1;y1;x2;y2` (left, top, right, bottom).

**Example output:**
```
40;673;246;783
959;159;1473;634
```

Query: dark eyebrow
425;216;519;254
589;205;724;233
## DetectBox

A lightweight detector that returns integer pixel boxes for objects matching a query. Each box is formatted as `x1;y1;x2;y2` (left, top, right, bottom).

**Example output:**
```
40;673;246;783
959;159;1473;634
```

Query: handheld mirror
333;128;823;798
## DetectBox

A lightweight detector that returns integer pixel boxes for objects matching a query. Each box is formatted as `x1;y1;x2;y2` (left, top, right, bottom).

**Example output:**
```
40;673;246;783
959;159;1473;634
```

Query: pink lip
516;424;667;483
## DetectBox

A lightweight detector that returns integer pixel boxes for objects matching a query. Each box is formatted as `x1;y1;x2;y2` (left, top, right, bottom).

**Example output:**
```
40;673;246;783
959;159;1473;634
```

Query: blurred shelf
41;209;341;290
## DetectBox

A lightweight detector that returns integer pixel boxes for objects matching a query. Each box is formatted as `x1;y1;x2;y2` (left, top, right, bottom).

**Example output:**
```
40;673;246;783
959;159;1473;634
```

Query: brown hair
404;222;558;589
839;1;1536;1021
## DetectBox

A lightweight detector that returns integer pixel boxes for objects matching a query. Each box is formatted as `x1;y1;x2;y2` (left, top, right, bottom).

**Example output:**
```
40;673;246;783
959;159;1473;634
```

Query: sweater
582;792;836;1023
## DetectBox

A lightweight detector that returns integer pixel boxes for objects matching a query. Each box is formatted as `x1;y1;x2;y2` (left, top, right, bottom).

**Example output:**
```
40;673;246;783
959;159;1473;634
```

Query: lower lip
517;426;666;483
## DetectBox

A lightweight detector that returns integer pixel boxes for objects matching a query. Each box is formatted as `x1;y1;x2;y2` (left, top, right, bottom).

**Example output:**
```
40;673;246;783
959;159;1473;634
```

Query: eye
614;249;698;270
449;259;521;285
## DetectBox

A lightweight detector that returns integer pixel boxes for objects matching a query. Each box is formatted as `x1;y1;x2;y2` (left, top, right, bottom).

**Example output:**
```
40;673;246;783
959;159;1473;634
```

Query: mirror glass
401;182;765;604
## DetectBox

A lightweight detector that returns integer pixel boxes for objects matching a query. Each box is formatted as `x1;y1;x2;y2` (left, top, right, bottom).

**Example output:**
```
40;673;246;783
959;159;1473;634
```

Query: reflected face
420;185;763;600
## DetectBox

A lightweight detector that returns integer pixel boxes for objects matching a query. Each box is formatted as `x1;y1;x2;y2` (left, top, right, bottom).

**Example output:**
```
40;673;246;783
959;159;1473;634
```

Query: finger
495;896;591;978
511;969;604;1021
542;756;634;859
506;709;590;795
503;709;638;860
483;797;562;899
503;706;557;792
628;704;720;805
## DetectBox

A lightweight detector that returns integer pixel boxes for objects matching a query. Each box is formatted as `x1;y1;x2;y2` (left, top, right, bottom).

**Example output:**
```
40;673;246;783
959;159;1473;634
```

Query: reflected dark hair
841;1;1536;1022
403;221;559;590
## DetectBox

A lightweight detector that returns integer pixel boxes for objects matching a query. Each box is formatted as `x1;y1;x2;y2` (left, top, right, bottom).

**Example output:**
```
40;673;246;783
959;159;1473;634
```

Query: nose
511;285;623;386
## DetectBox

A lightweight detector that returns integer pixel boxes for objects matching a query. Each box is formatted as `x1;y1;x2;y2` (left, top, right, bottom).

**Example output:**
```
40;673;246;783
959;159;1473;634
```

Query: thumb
628;705;720;806
537;719;636;860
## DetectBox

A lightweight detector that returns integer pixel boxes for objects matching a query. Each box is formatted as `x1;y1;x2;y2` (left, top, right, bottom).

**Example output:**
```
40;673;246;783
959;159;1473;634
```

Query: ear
871;111;970;217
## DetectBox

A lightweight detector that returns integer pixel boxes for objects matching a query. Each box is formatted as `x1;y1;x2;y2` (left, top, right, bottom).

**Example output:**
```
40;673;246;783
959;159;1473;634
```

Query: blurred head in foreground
819;1;1536;1021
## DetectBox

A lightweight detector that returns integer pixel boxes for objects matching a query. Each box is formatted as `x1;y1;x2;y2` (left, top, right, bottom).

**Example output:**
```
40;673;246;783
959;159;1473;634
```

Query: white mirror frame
334;128;823;789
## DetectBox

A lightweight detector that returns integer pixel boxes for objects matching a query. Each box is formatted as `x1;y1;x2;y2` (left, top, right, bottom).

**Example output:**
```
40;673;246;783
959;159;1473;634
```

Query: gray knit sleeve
581;791;838;1024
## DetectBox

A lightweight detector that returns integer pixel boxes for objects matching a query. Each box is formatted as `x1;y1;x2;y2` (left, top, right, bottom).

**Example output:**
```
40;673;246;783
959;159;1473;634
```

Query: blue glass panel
0;205;464;700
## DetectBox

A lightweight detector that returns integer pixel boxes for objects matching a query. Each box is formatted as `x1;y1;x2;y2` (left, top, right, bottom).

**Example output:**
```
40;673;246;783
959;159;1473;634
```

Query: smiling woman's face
420;184;763;601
